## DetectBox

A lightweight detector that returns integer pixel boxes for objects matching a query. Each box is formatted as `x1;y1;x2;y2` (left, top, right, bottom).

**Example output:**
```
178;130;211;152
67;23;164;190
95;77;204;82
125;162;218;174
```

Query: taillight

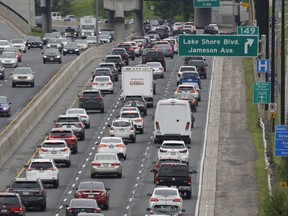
128;48;133;51
68;136;75;140
67;207;73;213
110;127;114;130
135;118;142;122
130;126;134;130
160;149;167;153
94;207;101;213
61;148;69;152
188;176;191;185
48;167;56;171
155;177;160;184
111;163;120;166
92;163;101;166
185;122;190;130
10;207;24;213
78;123;83;128
96;97;102;100
92;82;98;85
116;144;125;148
98;144;107;148
39;148;48;152
150;197;159;202
74;192;81;198
79;97;87;101
180;149;187;153
107;82;112;85
55;123;59;128
155;121;160;130
173;198;182;202
27;168;35;171
39;188;44;195
80;115;86;118
168;48;172;52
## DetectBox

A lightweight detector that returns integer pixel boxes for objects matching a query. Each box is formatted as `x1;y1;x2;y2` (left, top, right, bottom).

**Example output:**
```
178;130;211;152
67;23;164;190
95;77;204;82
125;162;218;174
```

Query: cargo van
153;98;193;144
51;12;62;21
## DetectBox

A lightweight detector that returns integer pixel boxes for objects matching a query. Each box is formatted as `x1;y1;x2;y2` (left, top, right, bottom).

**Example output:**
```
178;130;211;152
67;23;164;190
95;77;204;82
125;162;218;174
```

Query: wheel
40;46;43;49
140;128;144;134
186;139;191;144
40;201;46;211
77;52;80;56
19;59;22;62
198;97;201;102
100;108;104;113
204;75;207;79
86;123;90;129
126;61;129;65
12;83;16;87
132;57;135;60
111;90;114;94
80;134;85;141
63;53;66;56
66;161;71;167
153;90;156;95
28;47;30;50
192;122;194;128
186;192;192;199
91;173;95;178
131;136;136;143
171;55;174;59
31;82;34;87
117;172;122;178
43;59;46;63
103;201;109;210
123;155;127;160
23;50;26;53
72;148;78;154
53;179;59;188
58;60;62;63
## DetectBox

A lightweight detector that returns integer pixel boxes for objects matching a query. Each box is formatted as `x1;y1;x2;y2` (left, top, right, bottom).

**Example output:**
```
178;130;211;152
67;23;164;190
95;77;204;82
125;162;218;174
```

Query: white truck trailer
80;16;97;39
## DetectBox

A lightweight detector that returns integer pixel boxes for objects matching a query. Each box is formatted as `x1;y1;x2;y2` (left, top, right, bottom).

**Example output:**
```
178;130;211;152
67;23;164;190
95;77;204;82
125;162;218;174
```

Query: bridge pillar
106;10;114;23
41;0;52;33
133;0;144;35
113;1;125;42
194;8;212;29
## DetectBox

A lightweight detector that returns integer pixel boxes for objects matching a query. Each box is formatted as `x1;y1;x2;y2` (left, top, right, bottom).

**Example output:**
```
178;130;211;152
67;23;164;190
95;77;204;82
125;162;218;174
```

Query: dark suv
98;62;119;82
110;48;129;65
78;90;105;113
27;36;43;49
188;59;207;79
142;50;166;71
117;43;135;60
0;192;26;215
92;68;114;82
154;163;196;199
155;27;169;39
64;27;79;38
104;55;125;73
7;178;47;211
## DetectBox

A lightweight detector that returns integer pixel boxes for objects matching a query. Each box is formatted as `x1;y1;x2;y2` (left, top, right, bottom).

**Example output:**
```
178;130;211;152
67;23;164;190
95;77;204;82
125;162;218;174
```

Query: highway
0;49;213;216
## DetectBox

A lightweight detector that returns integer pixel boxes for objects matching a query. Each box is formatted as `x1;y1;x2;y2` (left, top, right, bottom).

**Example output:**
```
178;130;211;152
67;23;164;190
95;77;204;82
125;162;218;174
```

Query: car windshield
50;130;73;136
121;113;140;118
75;40;87;45
0;196;19;205
0;41;9;45
82;25;94;30
79;182;104;190
11;39;23;44
147;62;161;67
86;36;97;40
0;97;7;104
101;138;122;143
99;35;109;39
65;43;78;48
189;61;204;67
154;189;178;196
12;181;40;189
45;49;58;55
30;162;53;170
95;154;117;160
14;68;32;74
71;199;96;207
5;48;18;52
44;33;54;38
1;52;15;58
182;73;198;79
42;143;66;148
112;50;125;54
112;121;131;127
162;143;185;149
153;204;179;213
105;57;121;62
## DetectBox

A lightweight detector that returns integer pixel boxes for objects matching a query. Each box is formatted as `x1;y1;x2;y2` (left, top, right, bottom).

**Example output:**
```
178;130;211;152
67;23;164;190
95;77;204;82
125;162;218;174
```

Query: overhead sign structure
253;82;271;104
256;59;270;73
178;35;259;57
275;125;288;157
237;26;259;35
194;0;220;8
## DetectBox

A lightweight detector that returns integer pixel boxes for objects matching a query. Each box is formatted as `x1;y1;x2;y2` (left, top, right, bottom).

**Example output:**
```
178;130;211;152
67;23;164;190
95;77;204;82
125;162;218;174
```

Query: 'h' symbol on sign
256;59;270;73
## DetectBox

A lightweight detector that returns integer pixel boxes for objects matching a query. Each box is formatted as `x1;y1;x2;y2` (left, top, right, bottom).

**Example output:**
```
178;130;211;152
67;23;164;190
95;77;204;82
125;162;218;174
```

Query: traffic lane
128;57;214;215
50;56;182;216
0;49;78;130
0;19;21;39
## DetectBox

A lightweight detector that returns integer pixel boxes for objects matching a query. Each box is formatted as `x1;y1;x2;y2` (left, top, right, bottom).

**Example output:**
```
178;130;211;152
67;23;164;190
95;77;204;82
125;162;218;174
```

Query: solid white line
194;57;216;216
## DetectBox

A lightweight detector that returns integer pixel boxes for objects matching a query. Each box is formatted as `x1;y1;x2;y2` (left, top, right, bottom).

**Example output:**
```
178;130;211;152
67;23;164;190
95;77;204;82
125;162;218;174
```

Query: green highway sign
194;0;220;8
237;26;259;35
178;35;259;57
253;82;271;104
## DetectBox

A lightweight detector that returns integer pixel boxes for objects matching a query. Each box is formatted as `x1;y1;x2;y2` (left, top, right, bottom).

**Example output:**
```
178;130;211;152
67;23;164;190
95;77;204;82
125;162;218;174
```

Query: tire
123;155;127;160
80;134;85;141
186;138;191;144
63;53;66;56
103;202;109;210
66;161;71;167
28;47;30;50
198;97;201;102
192;122;194;128
40;201;46;211
31;82;34;87
100;108;104;113
86;123;90;129
77;52;80;56
117;172;122;178
140;128;144;134
53;179;59;188
111;90;114;94
204;75;207;79
171;55;173;59
131;136;136;143
72;148;78;154
132;57;135;60
12;83;16;87
23;50;26;53
58;60;62;64
43;60;46;64
90;173;95;178
186;192;192;199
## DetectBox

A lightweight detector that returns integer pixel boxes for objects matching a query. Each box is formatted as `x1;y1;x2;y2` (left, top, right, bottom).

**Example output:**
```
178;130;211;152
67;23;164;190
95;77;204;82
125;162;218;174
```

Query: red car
74;181;110;210
47;128;78;154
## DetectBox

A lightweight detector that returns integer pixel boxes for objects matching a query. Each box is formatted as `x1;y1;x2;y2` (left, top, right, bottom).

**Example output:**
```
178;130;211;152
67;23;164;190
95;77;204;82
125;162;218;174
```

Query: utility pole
96;0;99;47
271;0;276;130
280;0;285;124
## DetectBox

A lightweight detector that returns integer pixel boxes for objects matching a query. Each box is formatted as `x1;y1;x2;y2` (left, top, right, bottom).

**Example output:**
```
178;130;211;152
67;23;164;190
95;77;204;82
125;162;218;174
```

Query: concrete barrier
0;1;31;35
0;42;116;166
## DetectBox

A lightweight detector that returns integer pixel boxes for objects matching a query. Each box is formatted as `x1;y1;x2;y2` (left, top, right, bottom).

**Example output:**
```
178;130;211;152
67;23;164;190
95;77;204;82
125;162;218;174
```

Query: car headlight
81;33;84;36
57;55;61;58
63;49;67;51
43;55;47;58
47;44;51;47
2;107;8;110
91;33;95;36
27;76;33;80
75;49;79;51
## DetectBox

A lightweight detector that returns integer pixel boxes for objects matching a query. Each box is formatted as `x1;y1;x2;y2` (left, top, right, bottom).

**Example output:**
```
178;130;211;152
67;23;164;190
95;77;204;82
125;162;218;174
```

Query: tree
93;0;105;18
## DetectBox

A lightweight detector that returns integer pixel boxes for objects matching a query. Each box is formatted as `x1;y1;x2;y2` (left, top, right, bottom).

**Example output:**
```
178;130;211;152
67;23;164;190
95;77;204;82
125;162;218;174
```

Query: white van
51;12;62;21
153;98;193;144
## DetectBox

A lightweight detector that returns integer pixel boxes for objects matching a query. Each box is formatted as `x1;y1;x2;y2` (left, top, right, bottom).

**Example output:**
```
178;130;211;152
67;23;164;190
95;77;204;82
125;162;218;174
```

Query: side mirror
41;52;44;54
8;102;12;105
147;193;152;197
152;162;156;164
10;72;13;74
33;71;36;74
91;71;94;74
116;114;120;118
190;169;197;174
105;187;111;191
5;185;10;189
37;144;41;148
53;120;56;123
150;169;155;172
77;94;81;97
205;63;208;66
146;208;151;211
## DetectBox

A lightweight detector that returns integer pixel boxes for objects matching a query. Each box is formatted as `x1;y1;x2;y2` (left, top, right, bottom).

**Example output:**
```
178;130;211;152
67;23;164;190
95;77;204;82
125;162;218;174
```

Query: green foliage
70;0;105;18
30;27;44;37
262;188;288;216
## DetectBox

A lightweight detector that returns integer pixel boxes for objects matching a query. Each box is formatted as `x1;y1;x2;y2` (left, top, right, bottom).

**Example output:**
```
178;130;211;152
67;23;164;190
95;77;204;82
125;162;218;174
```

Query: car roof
58;114;80;118
162;140;185;144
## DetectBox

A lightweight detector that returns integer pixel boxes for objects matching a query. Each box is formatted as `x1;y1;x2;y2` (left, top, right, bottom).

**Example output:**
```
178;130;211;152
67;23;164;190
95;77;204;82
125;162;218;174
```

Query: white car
38;139;71;167
175;84;199;102
0;51;18;68
146;62;164;78
0;40;11;53
25;158;60;188
10;39;26;53
177;66;197;85
97;136;127;160
157;140;190;164
163;37;178;54
92;75;114;93
86;36;97;45
147;187;183;209
119;110;144;134
208;23;219;33
146;201;185;216
66;108;90;128
108;119;136;143
189;82;201;101
75;39;89;50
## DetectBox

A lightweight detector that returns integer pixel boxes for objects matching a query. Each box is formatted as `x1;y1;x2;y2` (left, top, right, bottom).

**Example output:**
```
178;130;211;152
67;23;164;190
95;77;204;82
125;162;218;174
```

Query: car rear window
121;113;140;118
188;61;204;67
118;44;130;49
82;92;101;98
105;57;121;62
158;164;189;176
12;181;40;189
113;121;131;127
0;195;20;205
57;117;79;122
162;143;185;149
43;143;66;148
30;162;53;170
50;130;72;136
146;51;164;57
182;73;198;79
79;182;104;190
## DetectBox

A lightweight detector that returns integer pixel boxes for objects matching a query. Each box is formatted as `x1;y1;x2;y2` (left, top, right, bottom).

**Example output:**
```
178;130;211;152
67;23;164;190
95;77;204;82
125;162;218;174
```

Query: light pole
96;0;99;47
280;0;285;124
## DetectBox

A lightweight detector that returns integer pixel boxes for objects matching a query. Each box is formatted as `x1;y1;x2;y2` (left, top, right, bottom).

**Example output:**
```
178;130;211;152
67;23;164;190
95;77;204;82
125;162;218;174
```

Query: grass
70;0;96;17
244;58;269;216
29;27;44;37
144;2;160;20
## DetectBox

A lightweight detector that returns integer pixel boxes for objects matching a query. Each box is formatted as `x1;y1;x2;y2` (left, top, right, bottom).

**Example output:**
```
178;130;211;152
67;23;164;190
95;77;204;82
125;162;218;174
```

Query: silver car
0;51;18;67
66;108;90;128
10;39;27;53
91;152;122;178
119;110;144;134
11;67;35;87
97;137;127;160
108;119;136;143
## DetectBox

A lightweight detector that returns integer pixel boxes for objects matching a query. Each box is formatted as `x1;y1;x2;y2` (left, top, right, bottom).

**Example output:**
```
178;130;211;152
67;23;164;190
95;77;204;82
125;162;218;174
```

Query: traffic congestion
0;19;217;216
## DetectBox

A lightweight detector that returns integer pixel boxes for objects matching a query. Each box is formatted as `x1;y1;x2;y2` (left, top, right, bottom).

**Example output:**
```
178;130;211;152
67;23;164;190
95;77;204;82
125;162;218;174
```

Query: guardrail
0;1;31;34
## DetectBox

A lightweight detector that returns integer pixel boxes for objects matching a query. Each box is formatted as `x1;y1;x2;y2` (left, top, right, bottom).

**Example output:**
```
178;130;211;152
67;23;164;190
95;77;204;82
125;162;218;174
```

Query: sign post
275;125;288;157
178;35;259;57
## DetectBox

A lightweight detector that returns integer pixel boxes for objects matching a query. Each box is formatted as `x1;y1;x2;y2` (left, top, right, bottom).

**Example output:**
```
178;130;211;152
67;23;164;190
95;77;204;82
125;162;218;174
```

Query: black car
117;43;135;60
27;36;43;49
0;63;4;79
104;55;125;73
64;198;101;216
7;178;47;211
98;62;118;82
64;27;79;38
203;26;218;34
142;50;166;71
110;48;129;65
188;59;207;79
78;90;105;113
43;48;62;64
155;27;169;39
63;42;80;56
0;192;26;215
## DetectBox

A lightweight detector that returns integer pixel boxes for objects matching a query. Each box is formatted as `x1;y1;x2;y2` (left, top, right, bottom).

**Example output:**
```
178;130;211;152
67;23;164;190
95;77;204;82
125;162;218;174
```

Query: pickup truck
154;163;196;199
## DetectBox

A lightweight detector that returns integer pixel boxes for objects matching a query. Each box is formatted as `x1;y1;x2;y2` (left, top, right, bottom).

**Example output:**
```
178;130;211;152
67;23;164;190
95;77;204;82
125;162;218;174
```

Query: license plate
23;191;29;195
39;170;44;173
100;84;104;86
188;79;192;81
51;151;57;154
50;58;54;60
119;128;124;132
69;51;73;53
109;145;114;149
103;164;109;167
1;209;7;213
88;195;94;198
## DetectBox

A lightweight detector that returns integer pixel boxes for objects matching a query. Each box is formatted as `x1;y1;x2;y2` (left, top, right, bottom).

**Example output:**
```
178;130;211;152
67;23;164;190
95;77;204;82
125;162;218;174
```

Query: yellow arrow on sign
242;2;249;8
270;112;277;119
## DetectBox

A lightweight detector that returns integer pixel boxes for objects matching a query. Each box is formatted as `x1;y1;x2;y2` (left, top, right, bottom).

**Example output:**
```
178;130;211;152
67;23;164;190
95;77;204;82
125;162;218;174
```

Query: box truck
121;66;154;107
80;16;97;39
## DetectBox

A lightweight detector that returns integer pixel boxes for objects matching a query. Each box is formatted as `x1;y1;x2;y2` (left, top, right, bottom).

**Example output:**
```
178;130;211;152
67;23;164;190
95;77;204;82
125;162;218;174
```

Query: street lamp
96;0;99;47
